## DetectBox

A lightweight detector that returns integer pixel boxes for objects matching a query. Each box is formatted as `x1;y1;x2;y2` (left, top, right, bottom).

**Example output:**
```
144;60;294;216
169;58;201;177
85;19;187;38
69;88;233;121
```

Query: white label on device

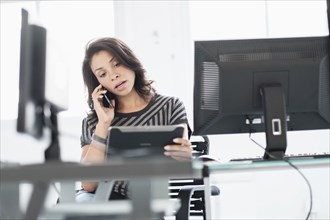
272;118;282;135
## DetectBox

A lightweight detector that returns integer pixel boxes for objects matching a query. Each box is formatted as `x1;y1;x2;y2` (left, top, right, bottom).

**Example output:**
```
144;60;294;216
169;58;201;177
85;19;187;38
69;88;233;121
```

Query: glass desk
0;158;202;220
203;158;330;220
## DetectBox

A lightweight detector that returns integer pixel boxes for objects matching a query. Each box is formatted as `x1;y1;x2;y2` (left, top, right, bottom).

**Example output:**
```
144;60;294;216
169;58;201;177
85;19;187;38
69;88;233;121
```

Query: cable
248;131;313;220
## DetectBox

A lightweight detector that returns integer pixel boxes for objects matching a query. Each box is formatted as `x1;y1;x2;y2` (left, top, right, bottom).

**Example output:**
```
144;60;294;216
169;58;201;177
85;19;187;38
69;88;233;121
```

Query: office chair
168;135;220;220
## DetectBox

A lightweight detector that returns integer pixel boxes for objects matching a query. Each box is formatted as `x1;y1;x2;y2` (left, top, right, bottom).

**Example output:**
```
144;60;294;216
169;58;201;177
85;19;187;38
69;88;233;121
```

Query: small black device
102;88;114;108
106;125;184;159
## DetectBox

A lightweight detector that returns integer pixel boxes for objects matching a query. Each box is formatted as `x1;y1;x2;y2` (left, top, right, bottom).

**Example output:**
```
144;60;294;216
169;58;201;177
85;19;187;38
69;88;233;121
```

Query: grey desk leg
0;182;22;219
59;181;76;203
151;178;168;200
93;180;114;202
130;179;168;220
25;182;49;220
203;176;212;220
130;179;153;219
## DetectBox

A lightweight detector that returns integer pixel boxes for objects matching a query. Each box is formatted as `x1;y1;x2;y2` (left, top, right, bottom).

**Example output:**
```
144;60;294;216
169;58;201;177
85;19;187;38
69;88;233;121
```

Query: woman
76;37;192;202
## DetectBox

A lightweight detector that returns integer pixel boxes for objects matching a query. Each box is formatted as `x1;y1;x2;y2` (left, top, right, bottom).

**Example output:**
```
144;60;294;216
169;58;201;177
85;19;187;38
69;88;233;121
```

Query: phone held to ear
102;89;115;108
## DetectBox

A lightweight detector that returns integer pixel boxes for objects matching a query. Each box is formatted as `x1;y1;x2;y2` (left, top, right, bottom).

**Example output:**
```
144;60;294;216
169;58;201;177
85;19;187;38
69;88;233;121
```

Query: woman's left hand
164;138;193;161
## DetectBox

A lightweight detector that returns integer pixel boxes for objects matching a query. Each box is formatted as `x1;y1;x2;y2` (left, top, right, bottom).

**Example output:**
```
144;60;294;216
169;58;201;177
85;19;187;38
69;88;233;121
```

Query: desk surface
0;158;202;182
205;157;330;173
205;157;330;220
0;158;202;220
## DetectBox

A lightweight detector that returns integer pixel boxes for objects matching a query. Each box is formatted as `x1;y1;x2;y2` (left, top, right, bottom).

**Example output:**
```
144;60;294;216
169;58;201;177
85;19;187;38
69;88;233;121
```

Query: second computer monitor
193;36;329;159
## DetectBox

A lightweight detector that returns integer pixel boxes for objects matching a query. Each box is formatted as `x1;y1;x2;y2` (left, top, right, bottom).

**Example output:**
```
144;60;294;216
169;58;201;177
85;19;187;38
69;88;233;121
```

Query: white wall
113;1;193;121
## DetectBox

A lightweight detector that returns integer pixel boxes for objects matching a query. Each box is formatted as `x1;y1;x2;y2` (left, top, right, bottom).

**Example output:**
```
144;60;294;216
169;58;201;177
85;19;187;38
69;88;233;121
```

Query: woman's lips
115;81;127;90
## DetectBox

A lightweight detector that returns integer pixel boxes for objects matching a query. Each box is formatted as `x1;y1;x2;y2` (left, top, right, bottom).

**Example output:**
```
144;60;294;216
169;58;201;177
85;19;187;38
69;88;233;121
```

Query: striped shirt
79;93;191;199
80;93;191;147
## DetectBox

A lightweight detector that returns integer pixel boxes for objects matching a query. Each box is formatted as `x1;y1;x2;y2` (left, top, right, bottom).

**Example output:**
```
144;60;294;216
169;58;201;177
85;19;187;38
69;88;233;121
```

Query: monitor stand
44;102;61;162
260;85;287;160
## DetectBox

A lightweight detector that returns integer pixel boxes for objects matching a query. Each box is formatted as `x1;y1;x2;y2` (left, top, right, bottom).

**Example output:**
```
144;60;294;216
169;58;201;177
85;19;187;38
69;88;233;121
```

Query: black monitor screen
193;36;329;159
17;9;64;161
17;9;47;139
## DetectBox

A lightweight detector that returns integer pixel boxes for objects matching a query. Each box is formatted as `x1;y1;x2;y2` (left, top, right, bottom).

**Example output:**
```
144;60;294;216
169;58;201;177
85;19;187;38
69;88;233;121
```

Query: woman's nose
111;73;119;81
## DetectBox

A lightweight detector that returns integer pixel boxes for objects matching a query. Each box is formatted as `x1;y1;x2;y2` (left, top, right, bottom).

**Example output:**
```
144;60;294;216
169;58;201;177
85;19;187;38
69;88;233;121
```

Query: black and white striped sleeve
80;117;95;147
169;97;189;125
169;97;192;138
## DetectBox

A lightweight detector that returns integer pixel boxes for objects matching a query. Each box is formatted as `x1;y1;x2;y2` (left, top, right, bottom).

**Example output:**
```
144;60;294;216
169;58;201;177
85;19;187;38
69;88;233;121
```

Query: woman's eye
114;62;121;67
100;72;106;77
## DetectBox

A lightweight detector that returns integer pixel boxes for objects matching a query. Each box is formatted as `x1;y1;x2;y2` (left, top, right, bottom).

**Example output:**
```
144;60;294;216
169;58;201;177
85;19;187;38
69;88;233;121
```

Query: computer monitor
17;8;46;139
17;8;65;161
193;36;329;160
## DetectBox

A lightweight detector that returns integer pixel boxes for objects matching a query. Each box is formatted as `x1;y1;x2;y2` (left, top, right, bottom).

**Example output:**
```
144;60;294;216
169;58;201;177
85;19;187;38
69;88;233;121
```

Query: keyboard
230;152;330;162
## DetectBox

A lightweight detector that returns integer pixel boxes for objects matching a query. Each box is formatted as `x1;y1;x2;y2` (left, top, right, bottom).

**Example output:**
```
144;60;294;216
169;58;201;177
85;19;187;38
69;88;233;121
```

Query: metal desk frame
1;158;202;220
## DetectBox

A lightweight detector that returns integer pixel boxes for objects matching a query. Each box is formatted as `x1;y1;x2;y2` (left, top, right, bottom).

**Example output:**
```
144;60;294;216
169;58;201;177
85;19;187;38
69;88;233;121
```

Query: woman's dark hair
82;37;154;111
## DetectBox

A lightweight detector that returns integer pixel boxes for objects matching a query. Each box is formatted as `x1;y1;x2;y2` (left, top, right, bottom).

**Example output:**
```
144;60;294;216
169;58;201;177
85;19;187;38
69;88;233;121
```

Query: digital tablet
106;125;184;158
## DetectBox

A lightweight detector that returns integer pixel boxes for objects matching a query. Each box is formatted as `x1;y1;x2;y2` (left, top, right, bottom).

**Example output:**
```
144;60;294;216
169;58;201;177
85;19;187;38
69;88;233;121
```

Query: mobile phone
102;88;115;108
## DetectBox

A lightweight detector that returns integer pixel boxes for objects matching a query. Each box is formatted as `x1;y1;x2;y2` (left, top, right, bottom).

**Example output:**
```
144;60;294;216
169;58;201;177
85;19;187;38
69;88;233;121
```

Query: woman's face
90;50;136;96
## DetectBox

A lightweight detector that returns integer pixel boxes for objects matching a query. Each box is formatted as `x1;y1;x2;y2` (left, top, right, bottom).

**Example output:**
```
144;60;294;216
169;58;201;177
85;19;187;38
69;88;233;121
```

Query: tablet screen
106;125;184;159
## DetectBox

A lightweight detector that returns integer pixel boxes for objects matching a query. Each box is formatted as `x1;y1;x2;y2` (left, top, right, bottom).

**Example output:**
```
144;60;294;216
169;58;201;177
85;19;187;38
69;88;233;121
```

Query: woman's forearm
80;122;110;191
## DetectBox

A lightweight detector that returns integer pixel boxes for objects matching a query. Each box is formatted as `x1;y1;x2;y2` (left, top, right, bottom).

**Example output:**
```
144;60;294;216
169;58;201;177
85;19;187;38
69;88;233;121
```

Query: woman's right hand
92;84;115;126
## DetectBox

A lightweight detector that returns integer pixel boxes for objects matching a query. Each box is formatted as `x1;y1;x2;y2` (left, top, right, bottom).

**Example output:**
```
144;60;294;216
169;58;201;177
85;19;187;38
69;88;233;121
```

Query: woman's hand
164;137;193;161
92;84;115;126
